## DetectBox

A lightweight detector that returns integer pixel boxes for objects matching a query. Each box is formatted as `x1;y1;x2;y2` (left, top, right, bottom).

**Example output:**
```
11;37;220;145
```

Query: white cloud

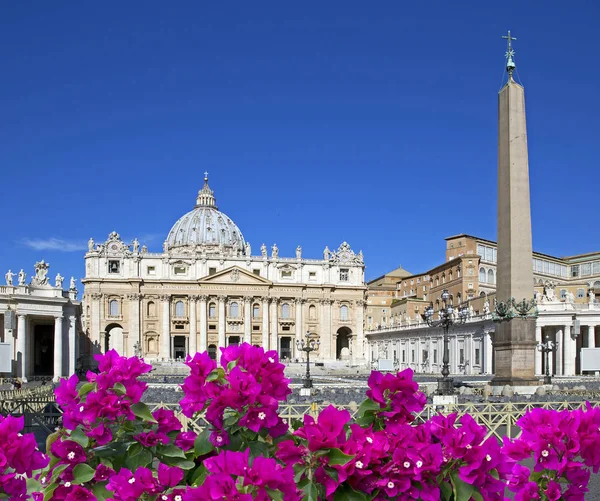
22;238;88;252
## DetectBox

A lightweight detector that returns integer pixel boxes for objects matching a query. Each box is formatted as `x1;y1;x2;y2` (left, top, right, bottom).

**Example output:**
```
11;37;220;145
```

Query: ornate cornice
189;295;200;303
243;296;253;304
198;294;208;302
158;294;170;302
90;293;103;301
217;295;227;303
126;293;141;301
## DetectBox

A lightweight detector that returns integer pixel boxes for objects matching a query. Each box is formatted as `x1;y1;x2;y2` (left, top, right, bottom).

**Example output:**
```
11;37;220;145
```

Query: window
475;348;481;365
433;349;438;364
253;269;261;276
593;262;600;274
571;265;579;278
174;265;186;275
175;324;184;330
459;349;465;365
581;263;591;276
147;266;156;275
309;272;316;280
339;269;349;281
281;270;293;279
487;269;495;285
209;324;216;330
230;302;239;318
367;316;372;325
252;304;260;318
560;289;567;299
147;301;156;316
411;350;415;363
281;303;291;319
208;344;217;360
282;325;290;331
175;301;185;317
209;267;217;276
422;350;428;362
577;288;585;298
402;351;406;363
209;303;216;318
468;283;473;289
479;268;486;282
108;260;120;274
253;325;260;331
109;300;119;317
309;305;316;320
340;305;349;321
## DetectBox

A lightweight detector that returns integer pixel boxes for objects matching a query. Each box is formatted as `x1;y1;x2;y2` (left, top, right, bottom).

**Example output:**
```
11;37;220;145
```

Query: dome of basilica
165;174;246;254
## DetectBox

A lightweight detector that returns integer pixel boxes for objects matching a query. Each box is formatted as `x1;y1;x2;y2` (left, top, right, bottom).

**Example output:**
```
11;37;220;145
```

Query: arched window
208;344;217;360
86;305;90;317
147;301;156;317
230;302;239;318
340;305;349;321
281;303;291;319
109;300;119;317
479;268;486;283
309;304;316;320
487;269;495;285
175;301;185;318
252;304;260;318
209;303;216;318
456;292;462;304
457;267;461;278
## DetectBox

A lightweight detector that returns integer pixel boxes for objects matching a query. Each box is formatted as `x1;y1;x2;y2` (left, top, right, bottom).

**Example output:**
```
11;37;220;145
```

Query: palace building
81;175;367;365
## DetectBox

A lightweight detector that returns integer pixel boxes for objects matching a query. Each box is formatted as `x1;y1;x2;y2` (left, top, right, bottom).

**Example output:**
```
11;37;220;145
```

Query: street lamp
537;335;557;385
296;331;320;389
422;289;469;395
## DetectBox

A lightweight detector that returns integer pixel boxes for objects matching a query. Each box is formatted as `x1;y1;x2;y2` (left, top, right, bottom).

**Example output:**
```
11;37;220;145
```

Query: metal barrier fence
3;398;598;443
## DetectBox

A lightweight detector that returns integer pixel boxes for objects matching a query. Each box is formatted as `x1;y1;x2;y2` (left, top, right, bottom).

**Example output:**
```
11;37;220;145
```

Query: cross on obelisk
502;31;517;76
492;31;538;389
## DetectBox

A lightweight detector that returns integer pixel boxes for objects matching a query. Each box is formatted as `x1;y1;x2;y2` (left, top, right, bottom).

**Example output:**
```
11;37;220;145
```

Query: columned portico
535;325;542;375
555;328;563;376
262;298;270;349
160;295;170;359
295;299;303;358
217;296;226;360
68;315;76;375
189;295;198;355
270;299;278;352
199;295;207;353
243;297;252;345
563;325;576;376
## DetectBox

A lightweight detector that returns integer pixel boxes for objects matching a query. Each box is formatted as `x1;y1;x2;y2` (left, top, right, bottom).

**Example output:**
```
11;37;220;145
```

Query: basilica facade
81;176;366;365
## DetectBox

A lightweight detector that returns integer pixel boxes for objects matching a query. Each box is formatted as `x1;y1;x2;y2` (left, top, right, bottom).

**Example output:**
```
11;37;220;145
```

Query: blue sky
1;2;599;289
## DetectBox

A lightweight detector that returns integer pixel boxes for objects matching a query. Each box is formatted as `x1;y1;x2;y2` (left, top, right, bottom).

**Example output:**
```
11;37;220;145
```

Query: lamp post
422;289;469;395
537;335;557;385
296;331;320;389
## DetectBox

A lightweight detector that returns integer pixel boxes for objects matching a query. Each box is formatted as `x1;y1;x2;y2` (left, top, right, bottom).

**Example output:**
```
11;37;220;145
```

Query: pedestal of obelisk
491;38;539;388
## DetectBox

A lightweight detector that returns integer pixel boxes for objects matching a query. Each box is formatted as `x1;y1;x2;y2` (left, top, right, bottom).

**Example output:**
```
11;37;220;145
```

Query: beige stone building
81;175;366;365
366;234;600;376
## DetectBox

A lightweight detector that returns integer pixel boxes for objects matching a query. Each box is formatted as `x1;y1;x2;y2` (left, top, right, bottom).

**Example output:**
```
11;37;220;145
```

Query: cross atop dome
502;30;517;77
204;171;209;181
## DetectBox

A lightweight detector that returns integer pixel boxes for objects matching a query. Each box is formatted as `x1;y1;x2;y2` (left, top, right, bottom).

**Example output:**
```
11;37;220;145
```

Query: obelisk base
491;317;539;387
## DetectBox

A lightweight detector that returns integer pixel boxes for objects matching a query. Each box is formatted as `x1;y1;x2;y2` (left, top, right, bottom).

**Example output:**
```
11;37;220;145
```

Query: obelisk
491;32;538;387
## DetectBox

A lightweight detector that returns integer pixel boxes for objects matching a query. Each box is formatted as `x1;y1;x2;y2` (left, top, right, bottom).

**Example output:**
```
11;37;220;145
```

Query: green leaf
265;488;284;501
159;444;187;459
356;398;380;418
249;440;269;459
113;382;127;395
127;442;143;456
333;485;369;501
93;441;134;458
43;483;58;501
325;467;338;483
206;367;224;382
125;449;153;470
227;360;237;371
159;456;196;470
78;382;95;398
69;427;89;448
130;402;158;423
471;490;484;501
450;470;476;501
302;481;318;501
293;464;307;483
92;482;111;501
49;464;69;484
190;464;208;487
439;481;452;501
326;448;354;466
194;428;214;456
72;463;95;484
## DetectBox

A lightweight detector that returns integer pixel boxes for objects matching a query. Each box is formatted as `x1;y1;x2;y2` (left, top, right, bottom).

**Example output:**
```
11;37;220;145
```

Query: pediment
199;266;272;285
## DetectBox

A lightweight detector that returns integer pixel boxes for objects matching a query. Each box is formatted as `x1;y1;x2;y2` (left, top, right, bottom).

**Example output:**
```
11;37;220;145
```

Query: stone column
128;293;141;357
90;293;102;346
270;299;279;353
355;299;365;362
535;325;542;375
189;295;198;355
68;315;76;376
555;328;563;376
54;315;64;381
320;299;332;361
563;325;576;376
218;296;226;358
199;295;208;353
295;299;303;357
159;295;170;360
17;314;27;382
262;298;270;350
587;325;596;348
243;297;252;345
484;331;493;375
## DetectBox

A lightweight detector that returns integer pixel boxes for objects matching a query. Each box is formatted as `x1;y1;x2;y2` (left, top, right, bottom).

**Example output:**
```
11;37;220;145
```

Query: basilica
81;175;366;366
